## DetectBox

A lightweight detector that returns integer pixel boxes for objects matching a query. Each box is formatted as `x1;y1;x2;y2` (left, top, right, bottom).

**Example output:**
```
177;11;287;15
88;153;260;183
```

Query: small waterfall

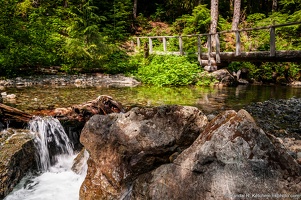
4;116;87;200
28;116;74;171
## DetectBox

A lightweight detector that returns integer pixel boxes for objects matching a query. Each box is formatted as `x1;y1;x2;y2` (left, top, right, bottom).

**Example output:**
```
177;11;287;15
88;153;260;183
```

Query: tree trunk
231;0;241;30
210;0;219;48
207;0;219;70
272;0;277;12
210;0;219;35
133;0;138;19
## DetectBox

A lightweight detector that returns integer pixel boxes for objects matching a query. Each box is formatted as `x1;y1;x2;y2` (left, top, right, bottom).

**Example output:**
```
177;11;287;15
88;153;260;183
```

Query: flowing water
28;117;74;171
2;84;301;199
4;117;87;200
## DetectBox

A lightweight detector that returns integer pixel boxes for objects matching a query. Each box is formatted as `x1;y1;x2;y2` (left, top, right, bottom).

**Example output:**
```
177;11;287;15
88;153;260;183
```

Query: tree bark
231;0;241;30
272;0;277;12
210;0;219;49
210;0;219;35
133;0;138;19
207;0;219;70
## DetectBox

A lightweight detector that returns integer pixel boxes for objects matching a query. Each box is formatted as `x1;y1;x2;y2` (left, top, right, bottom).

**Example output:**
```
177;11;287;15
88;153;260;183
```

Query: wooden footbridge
130;21;301;66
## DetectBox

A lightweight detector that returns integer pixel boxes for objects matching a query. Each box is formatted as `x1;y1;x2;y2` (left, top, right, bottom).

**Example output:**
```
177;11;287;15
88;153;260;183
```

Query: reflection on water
2;85;301;114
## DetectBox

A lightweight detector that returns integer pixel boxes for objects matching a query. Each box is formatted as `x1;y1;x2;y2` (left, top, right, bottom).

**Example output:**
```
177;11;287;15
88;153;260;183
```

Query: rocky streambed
245;97;301;139
1;95;301;199
0;74;140;88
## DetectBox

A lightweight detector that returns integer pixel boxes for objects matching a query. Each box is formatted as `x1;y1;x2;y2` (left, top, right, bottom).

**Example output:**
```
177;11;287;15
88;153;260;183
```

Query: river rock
79;105;208;200
290;81;301;86
127;109;301;199
72;148;89;175
212;69;236;86
0;129;36;199
0;74;140;88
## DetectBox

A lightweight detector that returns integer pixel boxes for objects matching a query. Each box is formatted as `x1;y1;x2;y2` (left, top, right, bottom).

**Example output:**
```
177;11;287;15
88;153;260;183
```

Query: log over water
0;95;124;129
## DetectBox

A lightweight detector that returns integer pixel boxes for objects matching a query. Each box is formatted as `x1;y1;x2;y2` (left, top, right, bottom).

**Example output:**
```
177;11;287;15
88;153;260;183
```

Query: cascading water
29;116;74;171
4;116;87;200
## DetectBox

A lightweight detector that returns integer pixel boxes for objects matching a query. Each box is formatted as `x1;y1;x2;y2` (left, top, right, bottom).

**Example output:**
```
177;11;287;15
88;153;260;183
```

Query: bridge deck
131;21;301;65
203;50;301;62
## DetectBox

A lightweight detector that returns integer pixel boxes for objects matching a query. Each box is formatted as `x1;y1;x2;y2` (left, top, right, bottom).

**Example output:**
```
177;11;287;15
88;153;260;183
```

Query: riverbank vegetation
0;0;300;85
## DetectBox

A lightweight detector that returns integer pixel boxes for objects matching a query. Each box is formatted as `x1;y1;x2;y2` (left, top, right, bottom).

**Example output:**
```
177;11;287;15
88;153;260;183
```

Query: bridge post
235;31;241;56
215;33;221;63
179;36;184;55
137;38;141;49
207;34;212;66
197;35;202;63
149;38;153;54
163;37;167;52
270;21;276;56
131;40;134;50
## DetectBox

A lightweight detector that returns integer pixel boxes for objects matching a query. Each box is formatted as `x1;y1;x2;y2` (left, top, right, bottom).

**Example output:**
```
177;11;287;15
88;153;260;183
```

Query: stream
1;84;301;199
2;84;301;115
4;117;87;200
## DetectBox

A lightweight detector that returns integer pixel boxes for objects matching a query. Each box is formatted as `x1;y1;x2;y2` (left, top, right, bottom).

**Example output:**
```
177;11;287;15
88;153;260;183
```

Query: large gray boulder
128;109;301;199
79;107;301;200
79;105;208;200
0;129;36;199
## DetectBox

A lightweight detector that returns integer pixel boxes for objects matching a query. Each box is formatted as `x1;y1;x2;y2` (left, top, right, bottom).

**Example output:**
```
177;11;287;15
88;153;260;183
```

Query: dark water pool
2;84;301;114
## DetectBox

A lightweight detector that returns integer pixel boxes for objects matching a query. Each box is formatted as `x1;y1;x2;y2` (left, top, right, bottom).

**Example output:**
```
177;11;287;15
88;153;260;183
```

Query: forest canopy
0;0;300;83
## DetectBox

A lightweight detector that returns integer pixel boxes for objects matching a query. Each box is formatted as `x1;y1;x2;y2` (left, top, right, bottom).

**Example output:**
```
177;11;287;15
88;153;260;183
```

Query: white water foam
4;116;87;200
28;116;74;172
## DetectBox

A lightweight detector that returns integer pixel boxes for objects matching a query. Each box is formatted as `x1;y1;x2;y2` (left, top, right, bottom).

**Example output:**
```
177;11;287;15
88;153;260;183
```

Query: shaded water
2;84;301;114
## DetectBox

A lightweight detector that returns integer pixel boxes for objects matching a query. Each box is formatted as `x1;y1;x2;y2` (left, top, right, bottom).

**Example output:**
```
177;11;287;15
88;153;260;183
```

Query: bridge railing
131;21;301;64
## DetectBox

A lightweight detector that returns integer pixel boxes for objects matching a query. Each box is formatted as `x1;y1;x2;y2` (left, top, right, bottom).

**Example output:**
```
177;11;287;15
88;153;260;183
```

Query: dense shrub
135;55;201;86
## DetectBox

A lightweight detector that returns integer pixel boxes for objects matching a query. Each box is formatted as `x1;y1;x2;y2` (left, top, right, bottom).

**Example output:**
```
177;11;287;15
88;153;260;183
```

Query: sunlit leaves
136;55;201;86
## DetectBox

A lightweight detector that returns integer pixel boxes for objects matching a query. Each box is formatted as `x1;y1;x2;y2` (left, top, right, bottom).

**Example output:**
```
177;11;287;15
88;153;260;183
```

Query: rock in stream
0;129;36;199
79;105;301;200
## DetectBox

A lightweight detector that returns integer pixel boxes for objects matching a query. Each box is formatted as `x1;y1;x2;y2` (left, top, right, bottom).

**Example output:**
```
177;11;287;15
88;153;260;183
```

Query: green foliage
61;0;108;70
279;0;301;13
228;62;257;78
135;55;201;86
246;13;267;25
196;73;218;86
150;4;166;21
100;0;132;42
243;12;301;52
228;61;301;83
0;0;301;81
101;48;139;74
172;5;211;35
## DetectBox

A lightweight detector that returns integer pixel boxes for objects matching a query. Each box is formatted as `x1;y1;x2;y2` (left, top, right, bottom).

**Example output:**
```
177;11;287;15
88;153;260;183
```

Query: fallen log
0;95;124;129
33;95;125;121
0;103;33;128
